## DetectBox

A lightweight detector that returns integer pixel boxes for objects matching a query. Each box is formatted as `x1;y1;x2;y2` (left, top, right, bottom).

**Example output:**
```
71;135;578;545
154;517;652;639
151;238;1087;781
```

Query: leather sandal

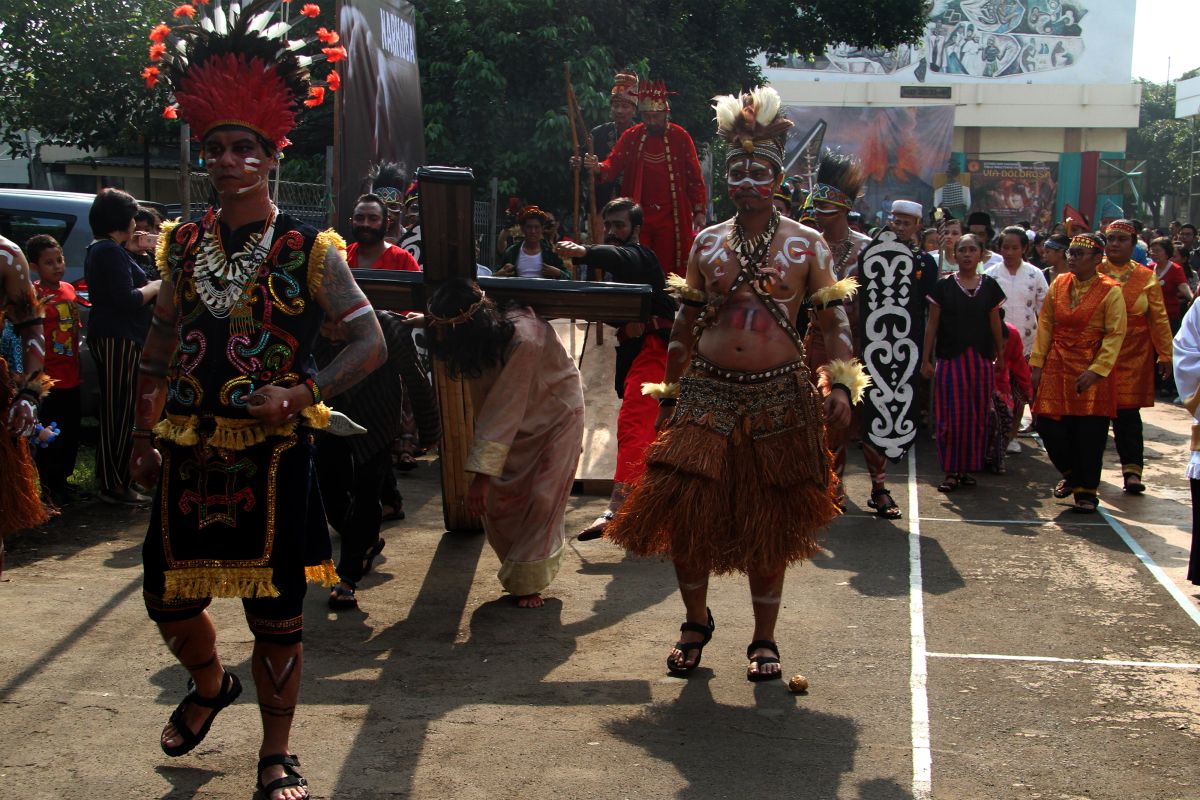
1123;473;1146;494
257;753;309;800
1053;479;1071;499
746;639;782;682
577;510;613;541
161;670;242;757
867;488;902;519
666;608;715;676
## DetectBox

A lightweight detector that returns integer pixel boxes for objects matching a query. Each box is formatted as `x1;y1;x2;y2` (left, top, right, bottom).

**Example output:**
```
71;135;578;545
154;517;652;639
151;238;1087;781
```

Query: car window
0;209;76;252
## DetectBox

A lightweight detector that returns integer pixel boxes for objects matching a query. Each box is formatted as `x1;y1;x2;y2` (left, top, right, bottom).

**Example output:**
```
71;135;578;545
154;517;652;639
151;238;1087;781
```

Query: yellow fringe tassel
666;273;706;303
163;567;280;601
824;358;872;405
305;560;340;587
156;220;180;282
641;381;680;399
809;277;859;309
152;404;333;451
300;402;332;429
308;230;348;297
154;414;200;446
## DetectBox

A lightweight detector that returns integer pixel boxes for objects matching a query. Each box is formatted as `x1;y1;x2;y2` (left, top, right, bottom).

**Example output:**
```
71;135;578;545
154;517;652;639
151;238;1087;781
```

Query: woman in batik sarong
921;234;1006;492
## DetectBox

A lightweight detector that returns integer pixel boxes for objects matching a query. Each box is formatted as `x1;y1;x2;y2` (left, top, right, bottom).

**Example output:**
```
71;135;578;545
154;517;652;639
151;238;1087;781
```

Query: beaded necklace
730;208;782;291
194;205;277;337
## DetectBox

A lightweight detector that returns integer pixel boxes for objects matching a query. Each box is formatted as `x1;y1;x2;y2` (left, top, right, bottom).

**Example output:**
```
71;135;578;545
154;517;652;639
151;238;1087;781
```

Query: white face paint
727;158;775;189
243;156;262;174
235;177;267;195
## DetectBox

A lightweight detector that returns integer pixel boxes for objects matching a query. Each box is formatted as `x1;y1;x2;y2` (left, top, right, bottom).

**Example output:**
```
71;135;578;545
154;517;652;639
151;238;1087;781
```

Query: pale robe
465;307;585;595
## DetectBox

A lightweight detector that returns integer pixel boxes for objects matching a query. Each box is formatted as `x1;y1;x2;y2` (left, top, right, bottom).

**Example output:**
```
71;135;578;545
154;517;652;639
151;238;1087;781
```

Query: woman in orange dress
1100;220;1173;493
1030;233;1127;512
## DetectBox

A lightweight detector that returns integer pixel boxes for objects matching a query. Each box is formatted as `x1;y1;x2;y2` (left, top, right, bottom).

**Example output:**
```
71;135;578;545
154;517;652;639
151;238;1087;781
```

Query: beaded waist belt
689;356;804;384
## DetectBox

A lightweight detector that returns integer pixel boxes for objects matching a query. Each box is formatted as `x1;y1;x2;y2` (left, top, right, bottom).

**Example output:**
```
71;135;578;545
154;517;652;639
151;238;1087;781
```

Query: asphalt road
2;402;1198;799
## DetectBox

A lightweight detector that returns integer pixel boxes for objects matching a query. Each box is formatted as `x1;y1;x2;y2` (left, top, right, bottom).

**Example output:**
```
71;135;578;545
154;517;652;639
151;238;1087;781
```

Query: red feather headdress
144;0;342;150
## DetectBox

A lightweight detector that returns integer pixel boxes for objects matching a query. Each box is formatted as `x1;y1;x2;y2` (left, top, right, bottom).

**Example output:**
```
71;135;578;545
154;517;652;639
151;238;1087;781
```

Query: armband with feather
809;277;858;310
823;359;871;405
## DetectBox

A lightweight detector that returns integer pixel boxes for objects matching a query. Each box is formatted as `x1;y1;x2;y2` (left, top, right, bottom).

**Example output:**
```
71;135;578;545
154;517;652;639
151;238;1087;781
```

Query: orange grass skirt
0;357;50;539
607;365;839;574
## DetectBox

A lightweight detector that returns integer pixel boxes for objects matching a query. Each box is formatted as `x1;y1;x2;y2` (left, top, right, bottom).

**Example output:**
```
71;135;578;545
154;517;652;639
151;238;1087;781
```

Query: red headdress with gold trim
636;79;675;113
143;0;343;151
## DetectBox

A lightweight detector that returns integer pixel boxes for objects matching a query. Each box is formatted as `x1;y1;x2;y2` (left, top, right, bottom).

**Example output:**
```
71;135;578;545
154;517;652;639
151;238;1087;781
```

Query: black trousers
315;436;392;586
1037;414;1110;503
35;385;81;491
90;337;140;493
1111;407;1144;476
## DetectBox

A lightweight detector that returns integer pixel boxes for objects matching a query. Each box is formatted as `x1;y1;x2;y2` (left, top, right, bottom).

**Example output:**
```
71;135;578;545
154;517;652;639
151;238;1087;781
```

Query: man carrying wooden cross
607;86;867;683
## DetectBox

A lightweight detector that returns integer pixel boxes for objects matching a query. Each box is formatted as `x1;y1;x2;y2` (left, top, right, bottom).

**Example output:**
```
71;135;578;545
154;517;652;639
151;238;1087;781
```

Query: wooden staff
564;65;582;243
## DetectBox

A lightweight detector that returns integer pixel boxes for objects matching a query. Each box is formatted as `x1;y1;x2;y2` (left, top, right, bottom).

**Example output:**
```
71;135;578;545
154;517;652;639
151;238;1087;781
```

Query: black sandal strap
679;621;712;636
188;671;237;709
746;639;779;659
258;754;307;795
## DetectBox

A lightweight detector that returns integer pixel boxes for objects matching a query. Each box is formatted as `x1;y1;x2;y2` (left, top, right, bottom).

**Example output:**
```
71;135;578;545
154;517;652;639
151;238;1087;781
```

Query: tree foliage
1126;79;1193;226
413;0;928;216
0;0;173;155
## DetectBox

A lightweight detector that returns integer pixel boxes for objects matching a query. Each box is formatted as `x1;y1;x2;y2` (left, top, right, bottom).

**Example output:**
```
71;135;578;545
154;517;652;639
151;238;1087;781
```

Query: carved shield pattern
857;230;920;461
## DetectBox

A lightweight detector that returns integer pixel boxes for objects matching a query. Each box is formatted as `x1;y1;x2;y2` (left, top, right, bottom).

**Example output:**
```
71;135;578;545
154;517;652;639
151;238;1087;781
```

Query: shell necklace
194;206;277;318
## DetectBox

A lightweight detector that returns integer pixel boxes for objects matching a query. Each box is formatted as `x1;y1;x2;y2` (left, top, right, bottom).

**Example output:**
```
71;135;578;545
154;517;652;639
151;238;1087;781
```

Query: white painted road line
1097;507;1200;629
927;652;1200;670
839;513;1108;527
907;448;932;800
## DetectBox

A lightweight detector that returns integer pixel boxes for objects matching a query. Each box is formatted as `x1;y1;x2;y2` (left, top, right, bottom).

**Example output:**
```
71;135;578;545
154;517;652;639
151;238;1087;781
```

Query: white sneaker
1006;440;1021;454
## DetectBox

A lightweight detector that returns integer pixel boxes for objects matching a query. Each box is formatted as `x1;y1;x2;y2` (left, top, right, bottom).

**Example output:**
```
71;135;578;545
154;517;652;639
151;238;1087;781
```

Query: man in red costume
577;79;707;277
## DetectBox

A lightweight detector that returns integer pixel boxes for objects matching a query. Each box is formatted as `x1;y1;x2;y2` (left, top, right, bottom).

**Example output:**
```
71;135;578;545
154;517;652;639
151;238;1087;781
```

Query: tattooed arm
248;244;385;426
1;236;45;436
129;274;180;488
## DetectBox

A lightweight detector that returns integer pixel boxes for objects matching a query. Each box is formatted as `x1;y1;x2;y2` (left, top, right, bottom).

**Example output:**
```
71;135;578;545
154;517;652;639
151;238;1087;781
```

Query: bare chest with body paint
692;220;833;369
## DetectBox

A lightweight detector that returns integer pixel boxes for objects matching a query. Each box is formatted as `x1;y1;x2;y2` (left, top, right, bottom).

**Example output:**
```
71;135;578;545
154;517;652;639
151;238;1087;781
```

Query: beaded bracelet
131;426;155;440
303;377;322;406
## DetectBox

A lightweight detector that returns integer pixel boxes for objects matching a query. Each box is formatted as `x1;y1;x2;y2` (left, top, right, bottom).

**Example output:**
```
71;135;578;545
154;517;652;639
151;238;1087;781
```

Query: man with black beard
555;197;676;539
345;193;420;271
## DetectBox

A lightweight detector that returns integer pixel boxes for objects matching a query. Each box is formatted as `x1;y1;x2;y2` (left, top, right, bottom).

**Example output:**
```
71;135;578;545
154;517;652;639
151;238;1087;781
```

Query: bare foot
747;645;782;680
259;757;309;800
516;593;545;608
161;672;229;750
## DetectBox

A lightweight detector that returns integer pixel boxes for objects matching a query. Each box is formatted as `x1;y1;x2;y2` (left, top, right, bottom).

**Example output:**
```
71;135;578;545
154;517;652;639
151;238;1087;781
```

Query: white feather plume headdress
713;85;793;168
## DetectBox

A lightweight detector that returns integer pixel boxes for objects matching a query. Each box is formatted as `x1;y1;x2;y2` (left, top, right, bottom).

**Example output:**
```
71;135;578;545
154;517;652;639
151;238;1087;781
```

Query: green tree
413;0;927;220
0;0;173;156
1127;79;1192;227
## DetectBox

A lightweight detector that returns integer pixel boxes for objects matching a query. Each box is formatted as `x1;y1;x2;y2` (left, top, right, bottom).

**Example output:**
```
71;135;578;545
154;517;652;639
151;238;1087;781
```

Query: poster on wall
337;0;426;235
782;105;956;227
769;1;1133;85
955;160;1059;229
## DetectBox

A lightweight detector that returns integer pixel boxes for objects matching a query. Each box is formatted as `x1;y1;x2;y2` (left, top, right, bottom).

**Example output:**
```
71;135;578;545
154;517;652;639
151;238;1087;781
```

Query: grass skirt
607;365;839;574
0;357;50;539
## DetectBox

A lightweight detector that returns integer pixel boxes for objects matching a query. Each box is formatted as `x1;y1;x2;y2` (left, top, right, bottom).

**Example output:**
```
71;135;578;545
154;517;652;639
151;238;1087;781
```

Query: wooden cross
352;166;651;532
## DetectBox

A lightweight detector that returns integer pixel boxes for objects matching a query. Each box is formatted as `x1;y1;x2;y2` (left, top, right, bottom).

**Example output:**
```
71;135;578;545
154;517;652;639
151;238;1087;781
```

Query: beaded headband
1105;220;1136;236
807;183;852;211
1070;234;1104;251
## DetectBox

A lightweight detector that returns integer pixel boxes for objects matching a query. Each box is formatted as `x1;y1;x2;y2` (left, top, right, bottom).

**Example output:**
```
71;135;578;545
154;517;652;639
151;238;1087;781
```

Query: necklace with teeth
193;206;277;318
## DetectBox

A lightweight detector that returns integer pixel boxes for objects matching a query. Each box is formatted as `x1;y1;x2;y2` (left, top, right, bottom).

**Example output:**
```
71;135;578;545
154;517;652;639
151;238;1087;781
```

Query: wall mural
775;0;1117;83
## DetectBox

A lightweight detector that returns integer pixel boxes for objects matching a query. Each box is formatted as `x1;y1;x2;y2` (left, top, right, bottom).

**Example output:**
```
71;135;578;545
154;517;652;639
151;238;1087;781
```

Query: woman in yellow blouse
1100;219;1173;493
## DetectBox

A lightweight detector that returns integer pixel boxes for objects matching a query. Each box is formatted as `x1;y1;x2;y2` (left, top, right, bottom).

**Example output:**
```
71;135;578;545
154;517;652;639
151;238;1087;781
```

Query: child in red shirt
987;318;1033;474
27;234;86;504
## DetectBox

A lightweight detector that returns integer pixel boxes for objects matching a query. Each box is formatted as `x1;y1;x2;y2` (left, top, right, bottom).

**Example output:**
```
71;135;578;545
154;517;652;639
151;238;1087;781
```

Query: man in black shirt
555;197;676;540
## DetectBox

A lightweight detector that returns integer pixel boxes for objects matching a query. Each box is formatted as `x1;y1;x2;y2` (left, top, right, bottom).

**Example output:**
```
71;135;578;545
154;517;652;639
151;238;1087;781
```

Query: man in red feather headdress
576;79;707;277
130;3;384;798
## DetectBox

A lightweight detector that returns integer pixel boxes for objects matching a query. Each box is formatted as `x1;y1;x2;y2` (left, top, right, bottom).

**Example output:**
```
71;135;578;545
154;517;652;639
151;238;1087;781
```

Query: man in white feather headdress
607;86;869;683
